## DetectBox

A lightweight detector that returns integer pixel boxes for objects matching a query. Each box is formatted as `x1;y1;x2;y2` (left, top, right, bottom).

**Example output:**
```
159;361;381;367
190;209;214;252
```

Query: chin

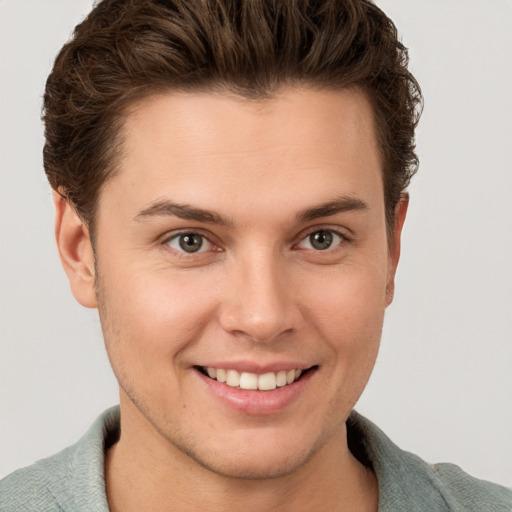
167;426;331;481
188;446;315;481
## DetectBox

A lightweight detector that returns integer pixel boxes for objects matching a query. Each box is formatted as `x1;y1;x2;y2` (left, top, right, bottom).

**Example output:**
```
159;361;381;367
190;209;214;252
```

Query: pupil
179;233;202;252
310;230;332;250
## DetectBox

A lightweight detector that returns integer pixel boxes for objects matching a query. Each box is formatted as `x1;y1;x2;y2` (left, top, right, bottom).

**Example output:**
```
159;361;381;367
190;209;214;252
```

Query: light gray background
1;0;511;485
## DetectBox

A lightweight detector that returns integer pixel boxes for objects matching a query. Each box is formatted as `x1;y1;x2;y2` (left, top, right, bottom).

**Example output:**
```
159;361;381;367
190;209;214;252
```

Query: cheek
97;266;219;374
301;259;388;325
298;260;388;367
288;262;387;426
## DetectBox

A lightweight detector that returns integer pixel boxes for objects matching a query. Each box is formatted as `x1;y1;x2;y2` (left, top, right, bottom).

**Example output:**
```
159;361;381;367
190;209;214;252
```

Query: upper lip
194;361;316;374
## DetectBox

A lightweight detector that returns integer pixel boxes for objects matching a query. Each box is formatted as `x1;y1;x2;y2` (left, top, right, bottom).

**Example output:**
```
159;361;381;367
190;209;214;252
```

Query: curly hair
43;0;422;238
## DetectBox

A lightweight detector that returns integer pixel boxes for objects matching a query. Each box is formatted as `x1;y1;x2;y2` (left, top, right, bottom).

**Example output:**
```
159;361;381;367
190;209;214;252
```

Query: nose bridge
219;243;297;343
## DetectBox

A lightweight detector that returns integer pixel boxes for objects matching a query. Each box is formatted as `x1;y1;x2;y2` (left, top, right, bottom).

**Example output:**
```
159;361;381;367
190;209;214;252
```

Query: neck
105;405;378;512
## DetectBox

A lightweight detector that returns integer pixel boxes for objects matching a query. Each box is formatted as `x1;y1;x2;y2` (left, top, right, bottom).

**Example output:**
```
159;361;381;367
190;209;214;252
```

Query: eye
297;229;344;251
166;232;213;253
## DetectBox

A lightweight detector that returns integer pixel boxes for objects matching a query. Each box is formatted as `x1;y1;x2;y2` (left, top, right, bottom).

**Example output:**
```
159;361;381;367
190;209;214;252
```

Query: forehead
100;87;383;222
122;86;377;161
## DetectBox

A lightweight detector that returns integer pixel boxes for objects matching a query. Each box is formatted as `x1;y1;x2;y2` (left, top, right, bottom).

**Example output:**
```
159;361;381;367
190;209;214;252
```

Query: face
78;87;404;479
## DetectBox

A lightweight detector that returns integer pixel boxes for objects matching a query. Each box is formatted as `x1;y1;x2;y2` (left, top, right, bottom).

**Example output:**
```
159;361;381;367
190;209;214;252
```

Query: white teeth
226;369;240;387
239;372;258;390
276;370;287;387
202;366;306;390
258;372;276;391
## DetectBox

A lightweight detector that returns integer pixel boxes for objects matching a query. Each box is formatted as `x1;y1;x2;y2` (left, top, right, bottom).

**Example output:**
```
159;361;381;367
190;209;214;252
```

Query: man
1;0;510;510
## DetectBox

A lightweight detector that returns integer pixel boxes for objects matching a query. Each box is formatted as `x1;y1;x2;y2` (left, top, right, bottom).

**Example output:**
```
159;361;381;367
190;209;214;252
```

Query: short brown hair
43;0;422;237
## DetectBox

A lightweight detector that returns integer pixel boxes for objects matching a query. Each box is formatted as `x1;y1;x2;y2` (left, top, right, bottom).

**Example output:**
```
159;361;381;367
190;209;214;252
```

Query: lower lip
195;368;316;416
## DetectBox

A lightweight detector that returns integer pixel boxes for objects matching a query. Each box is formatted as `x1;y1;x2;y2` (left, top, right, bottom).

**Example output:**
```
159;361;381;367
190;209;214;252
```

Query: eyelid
161;229;222;254
158;225;350;254
294;226;350;250
298;224;351;241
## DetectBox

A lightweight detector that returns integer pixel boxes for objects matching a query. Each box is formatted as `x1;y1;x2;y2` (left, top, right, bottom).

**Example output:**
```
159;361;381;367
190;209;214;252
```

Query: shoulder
0;446;73;511
0;406;119;512
348;411;512;511
430;461;512;512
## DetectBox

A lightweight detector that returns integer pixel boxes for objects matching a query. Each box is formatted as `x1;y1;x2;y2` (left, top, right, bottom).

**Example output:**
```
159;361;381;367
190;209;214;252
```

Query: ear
53;191;98;308
385;193;409;306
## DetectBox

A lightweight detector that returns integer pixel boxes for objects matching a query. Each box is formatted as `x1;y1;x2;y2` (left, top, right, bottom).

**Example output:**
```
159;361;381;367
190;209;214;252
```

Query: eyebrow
295;196;369;223
134;195;368;225
135;200;233;226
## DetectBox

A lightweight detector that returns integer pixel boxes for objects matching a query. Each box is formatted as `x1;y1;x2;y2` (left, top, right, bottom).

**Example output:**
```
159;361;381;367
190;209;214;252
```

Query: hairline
83;82;397;247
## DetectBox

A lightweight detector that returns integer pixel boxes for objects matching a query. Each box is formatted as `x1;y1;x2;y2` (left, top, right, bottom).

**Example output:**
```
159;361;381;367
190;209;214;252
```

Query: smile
195;365;318;415
199;366;305;391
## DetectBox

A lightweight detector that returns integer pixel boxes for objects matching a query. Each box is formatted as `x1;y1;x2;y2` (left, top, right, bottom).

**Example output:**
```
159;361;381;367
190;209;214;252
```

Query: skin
54;87;407;512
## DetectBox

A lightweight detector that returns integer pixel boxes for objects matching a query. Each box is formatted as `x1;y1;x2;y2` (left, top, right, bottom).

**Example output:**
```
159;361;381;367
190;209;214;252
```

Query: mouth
196;365;316;391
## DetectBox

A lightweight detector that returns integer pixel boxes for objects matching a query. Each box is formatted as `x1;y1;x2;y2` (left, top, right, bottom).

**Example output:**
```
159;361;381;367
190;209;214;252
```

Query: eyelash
163;230;219;256
161;226;349;256
294;228;347;251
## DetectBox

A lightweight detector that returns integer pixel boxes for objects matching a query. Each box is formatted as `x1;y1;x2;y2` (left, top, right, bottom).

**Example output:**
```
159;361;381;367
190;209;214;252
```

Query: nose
218;249;301;344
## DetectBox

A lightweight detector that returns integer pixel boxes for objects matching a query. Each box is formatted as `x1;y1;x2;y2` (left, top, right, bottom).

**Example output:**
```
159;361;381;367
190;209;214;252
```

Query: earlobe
385;193;409;306
53;190;98;308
